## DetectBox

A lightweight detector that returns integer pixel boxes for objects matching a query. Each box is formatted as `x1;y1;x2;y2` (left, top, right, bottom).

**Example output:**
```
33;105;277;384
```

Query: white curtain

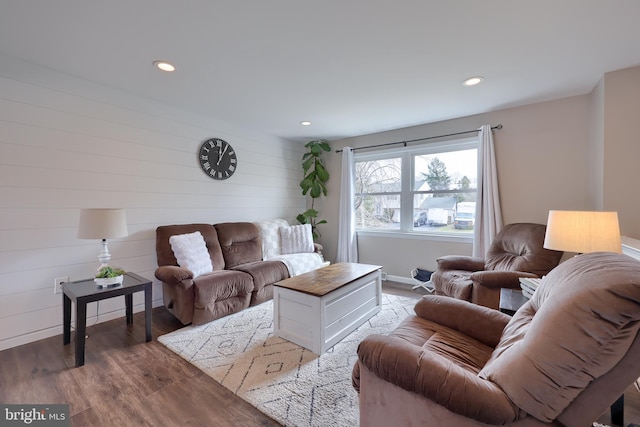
336;147;358;263
473;125;503;257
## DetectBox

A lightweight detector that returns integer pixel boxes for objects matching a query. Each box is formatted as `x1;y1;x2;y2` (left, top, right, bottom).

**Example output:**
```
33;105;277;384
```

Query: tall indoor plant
297;139;331;239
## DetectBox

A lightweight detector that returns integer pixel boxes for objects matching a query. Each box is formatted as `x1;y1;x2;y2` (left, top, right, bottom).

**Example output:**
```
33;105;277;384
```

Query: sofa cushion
232;260;289;305
156;224;225;271
280;223;314;254
354;316;519;424
214;222;263;268
479;252;640;422
192;269;253;325
169;231;213;278
484;223;562;276
431;269;473;301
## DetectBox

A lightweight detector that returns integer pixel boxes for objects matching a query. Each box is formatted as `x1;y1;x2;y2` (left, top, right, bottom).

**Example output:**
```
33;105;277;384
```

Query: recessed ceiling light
463;76;484;86
300;121;312;126
153;60;176;72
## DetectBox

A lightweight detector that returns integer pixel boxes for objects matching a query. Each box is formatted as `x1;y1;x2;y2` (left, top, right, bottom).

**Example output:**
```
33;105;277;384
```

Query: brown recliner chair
353;252;640;426
431;222;563;309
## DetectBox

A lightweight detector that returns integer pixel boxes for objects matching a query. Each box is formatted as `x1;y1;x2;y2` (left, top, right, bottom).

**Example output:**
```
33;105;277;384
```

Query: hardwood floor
1;282;638;426
0;304;280;426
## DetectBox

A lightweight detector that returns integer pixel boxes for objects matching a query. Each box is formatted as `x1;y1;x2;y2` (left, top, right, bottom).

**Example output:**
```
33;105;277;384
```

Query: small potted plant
94;266;126;287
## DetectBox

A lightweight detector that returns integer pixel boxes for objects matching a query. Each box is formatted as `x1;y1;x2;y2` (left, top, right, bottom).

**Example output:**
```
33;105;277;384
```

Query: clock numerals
198;138;237;180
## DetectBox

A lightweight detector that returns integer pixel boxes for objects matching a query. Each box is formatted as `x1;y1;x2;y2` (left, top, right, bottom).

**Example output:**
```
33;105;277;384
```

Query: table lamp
543;210;621;254
77;208;129;270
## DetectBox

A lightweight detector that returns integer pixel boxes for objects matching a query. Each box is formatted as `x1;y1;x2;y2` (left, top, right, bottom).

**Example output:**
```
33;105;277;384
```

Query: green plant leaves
298;139;330;240
304;139;331;153
302;155;315;173
95;266;126;278
316;163;329;183
309;181;322;198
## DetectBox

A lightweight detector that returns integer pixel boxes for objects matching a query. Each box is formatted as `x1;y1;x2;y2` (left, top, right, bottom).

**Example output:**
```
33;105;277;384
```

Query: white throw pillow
280;224;314;255
169;231;213;278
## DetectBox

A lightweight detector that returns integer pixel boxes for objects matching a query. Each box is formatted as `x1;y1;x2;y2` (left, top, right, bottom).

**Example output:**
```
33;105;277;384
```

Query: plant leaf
310;182;322;198
302;156;314;171
304;139;320;148
316;164;330;182
304;208;318;217
318;141;331;152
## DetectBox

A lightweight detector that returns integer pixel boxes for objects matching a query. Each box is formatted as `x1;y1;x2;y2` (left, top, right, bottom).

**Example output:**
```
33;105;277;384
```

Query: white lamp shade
544;210;621;253
78;208;128;239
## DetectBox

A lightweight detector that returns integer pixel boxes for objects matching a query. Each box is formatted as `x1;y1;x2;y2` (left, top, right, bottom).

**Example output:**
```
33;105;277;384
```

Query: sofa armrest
413;295;510;348
356;335;519;424
436;255;485;271
470;270;538;290
155;265;194;290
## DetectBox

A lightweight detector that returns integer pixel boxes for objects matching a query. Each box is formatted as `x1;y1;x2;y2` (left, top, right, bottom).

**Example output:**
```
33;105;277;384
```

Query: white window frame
354;136;478;241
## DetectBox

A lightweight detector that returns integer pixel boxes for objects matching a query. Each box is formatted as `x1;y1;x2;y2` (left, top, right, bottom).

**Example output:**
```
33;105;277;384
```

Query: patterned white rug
158;293;417;427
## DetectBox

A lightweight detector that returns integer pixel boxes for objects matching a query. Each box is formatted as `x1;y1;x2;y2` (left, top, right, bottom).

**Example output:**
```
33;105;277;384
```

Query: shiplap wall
0;55;306;350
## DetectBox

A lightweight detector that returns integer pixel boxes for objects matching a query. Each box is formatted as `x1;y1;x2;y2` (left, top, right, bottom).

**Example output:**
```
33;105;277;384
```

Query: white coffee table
273;262;382;354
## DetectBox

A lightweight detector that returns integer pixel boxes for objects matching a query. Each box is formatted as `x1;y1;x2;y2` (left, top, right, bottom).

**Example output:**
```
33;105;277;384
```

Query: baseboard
0;299;164;352
385;274;415;286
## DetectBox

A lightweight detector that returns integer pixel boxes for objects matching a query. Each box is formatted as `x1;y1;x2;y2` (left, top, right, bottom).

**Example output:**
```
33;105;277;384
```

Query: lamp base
97;239;111;272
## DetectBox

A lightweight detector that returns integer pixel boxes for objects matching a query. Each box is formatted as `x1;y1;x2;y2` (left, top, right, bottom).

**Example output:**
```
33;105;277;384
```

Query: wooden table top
274;262;382;297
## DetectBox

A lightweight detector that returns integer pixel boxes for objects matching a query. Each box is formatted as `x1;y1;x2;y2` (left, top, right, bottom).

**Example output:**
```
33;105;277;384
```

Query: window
355;137;478;235
355;156;402;230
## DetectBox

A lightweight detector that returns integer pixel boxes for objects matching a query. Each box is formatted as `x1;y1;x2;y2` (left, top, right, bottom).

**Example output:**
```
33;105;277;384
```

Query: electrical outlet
54;276;69;294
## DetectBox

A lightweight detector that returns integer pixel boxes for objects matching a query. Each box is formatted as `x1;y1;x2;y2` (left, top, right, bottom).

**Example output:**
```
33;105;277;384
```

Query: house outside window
355;137;478;235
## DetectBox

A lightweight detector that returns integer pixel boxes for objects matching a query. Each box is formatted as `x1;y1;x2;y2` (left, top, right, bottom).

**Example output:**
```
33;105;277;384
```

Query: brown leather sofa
155;222;289;325
353;252;640;426
431;222;563;309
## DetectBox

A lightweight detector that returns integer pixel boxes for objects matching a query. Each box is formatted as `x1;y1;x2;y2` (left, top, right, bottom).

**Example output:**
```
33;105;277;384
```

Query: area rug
158;293;417;427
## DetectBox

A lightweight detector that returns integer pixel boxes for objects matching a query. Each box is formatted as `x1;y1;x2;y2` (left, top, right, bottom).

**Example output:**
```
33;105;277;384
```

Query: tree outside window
355;157;401;230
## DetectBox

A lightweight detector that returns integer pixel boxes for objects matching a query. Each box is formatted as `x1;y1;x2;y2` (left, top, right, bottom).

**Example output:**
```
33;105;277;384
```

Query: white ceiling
1;1;640;142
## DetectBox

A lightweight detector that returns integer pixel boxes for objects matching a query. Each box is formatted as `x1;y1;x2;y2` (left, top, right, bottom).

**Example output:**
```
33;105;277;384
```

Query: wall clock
198;138;237;180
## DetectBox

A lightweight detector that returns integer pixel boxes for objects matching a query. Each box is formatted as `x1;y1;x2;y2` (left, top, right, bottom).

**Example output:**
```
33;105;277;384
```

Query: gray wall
321;67;640;279
0;54;306;350
602;66;640;237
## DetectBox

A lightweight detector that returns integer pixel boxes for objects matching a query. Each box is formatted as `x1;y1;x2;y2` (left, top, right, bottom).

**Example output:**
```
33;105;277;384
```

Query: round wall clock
198;138;237;180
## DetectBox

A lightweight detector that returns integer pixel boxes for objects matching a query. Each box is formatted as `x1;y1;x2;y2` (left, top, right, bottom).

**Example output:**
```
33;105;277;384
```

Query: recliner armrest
470;270;538;290
356;334;519;424
313;242;323;253
155;265;194;290
436;255;485;271
414;295;510;348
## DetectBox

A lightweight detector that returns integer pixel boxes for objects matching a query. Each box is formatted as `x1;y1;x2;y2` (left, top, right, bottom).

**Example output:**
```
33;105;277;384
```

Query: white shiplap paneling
0;54;307;350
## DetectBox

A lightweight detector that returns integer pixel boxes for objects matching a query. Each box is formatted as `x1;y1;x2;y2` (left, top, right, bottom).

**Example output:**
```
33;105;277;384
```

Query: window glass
355;157;401;230
413;148;477;234
355;138;477;235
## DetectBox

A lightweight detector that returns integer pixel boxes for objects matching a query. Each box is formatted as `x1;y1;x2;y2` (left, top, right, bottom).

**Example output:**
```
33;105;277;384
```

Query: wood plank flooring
0;282;638;426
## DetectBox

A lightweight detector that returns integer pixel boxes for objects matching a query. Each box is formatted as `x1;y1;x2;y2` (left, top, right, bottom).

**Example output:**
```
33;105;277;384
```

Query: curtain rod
335;124;503;153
